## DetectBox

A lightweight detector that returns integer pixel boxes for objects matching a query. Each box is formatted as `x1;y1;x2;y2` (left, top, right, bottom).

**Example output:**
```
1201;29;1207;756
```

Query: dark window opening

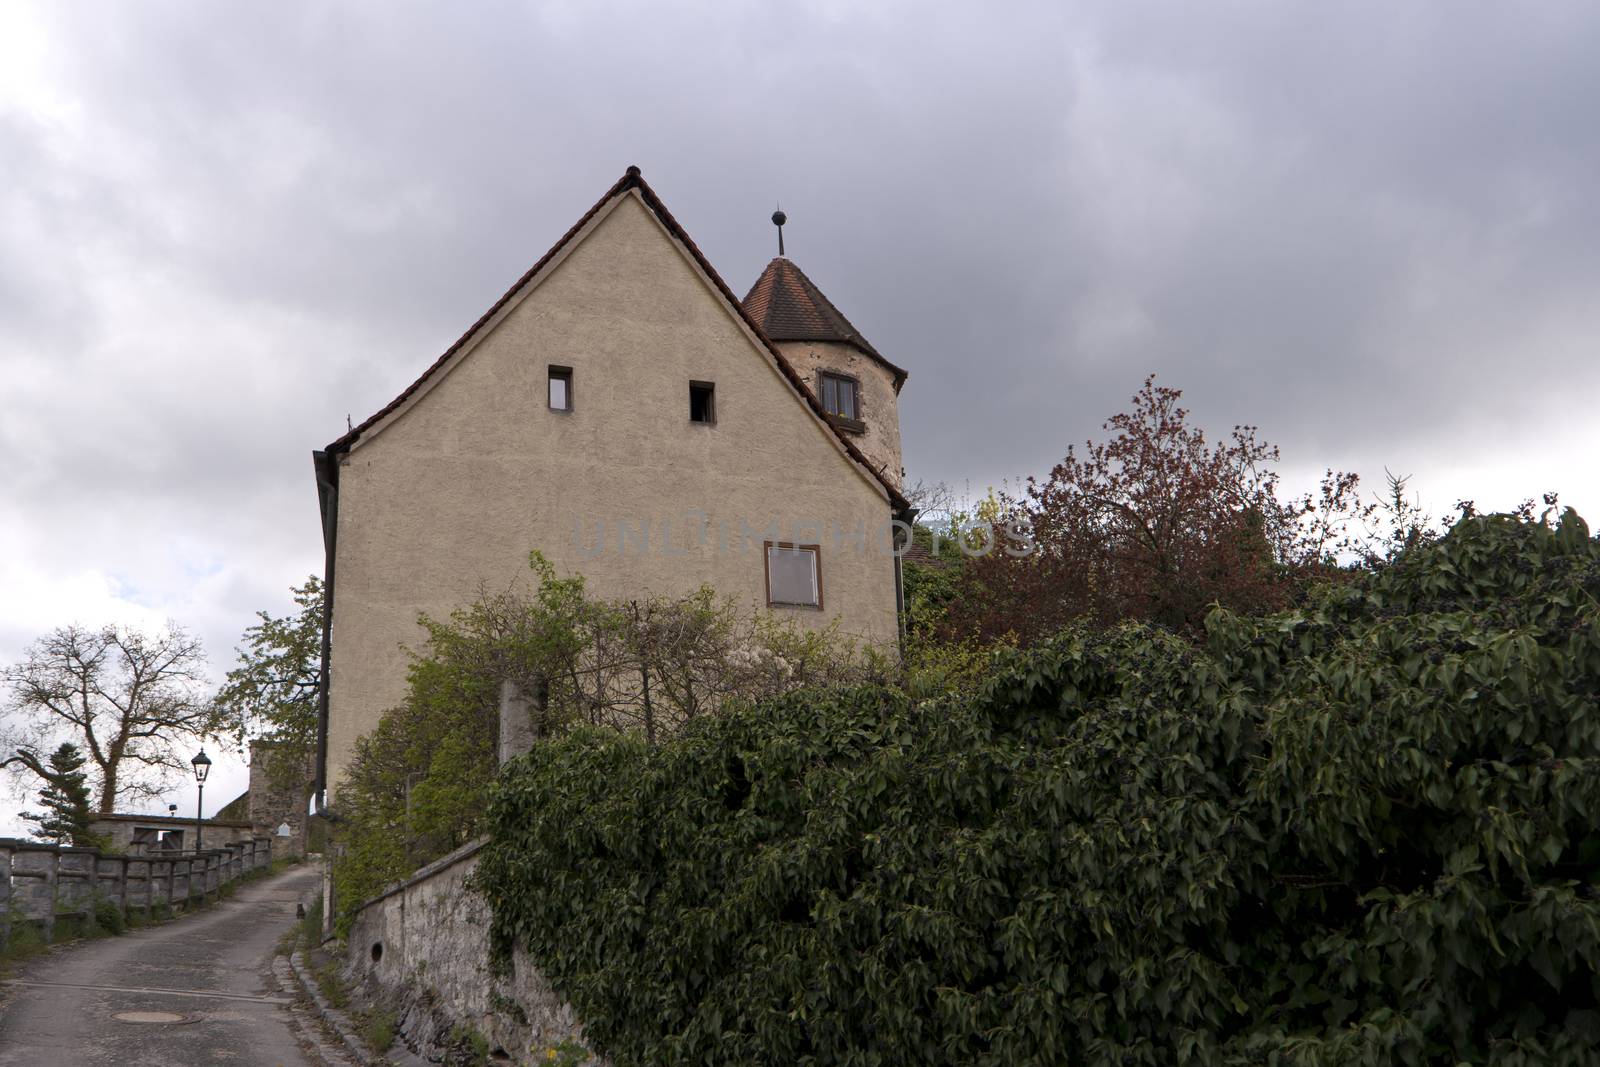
820;372;858;421
690;381;716;424
548;366;573;412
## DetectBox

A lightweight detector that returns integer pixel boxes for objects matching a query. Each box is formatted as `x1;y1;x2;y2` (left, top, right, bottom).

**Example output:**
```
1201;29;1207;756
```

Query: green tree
214;576;323;787
5;742;103;847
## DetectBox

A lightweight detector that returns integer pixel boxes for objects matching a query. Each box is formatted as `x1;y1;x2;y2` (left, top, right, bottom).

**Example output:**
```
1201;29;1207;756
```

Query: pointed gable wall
322;186;901;793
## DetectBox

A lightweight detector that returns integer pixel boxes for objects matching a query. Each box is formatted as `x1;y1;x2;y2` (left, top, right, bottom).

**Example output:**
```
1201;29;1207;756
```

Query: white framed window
549;366;573;412
765;542;822;609
819;372;858;420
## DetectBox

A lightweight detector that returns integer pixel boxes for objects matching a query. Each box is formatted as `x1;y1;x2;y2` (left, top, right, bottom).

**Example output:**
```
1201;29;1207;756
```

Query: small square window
548;366;573;412
690;381;716;424
765;542;821;609
819;372;858;421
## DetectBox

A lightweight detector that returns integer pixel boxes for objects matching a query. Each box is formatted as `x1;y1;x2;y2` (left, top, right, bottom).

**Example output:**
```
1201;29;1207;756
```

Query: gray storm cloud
2;1;1598;822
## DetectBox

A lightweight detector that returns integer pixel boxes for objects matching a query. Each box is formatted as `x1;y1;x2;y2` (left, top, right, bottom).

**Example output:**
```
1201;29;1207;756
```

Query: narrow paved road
0;864;323;1067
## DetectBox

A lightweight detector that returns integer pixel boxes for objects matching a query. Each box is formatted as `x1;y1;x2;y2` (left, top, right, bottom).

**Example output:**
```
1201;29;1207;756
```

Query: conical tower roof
743;257;907;391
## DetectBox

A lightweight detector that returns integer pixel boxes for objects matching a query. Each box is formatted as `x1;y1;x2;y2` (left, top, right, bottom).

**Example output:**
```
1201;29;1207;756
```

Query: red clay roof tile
743;257;908;390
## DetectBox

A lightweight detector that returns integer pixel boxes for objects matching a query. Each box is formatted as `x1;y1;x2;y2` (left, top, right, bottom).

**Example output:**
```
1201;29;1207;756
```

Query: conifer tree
12;742;101;847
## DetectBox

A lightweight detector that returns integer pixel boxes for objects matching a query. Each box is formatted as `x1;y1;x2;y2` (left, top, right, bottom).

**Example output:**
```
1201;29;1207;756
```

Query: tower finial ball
772;209;787;227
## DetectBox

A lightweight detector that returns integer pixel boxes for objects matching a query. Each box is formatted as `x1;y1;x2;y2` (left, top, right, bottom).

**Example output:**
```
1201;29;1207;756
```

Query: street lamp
191;749;212;851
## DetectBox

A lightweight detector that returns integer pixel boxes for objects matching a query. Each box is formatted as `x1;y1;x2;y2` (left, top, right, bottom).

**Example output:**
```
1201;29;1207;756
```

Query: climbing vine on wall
478;510;1600;1065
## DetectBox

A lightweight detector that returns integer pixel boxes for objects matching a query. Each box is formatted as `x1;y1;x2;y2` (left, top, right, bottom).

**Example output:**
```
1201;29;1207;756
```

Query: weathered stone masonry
343;838;606;1065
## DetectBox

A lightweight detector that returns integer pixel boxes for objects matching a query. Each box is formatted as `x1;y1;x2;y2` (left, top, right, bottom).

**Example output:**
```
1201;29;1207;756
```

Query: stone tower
246;740;315;858
743;256;907;489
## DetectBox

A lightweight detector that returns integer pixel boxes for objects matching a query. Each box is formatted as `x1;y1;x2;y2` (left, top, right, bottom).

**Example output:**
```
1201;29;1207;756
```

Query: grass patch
277;890;323;956
359;1006;397;1052
50;914;103;942
314;955;350;1010
447;1023;491;1066
487;989;527;1027
543;1040;593;1067
93;896;126;936
0;920;49;971
298;893;323;947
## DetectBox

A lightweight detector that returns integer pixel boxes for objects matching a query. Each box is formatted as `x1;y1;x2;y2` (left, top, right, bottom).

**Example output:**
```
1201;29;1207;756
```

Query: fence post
172;857;188;911
125;853;149;922
151;857;170;915
0;840;13;950
52;847;96;930
10;844;60;942
58;844;93;927
499;678;538;764
119;854;130;919
93;852;124;919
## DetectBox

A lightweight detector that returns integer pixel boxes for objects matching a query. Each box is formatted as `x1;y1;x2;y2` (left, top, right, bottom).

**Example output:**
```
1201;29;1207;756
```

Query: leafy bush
900;523;1006;699
331;553;887;930
0;915;47;964
92;895;125;936
477;510;1600;1065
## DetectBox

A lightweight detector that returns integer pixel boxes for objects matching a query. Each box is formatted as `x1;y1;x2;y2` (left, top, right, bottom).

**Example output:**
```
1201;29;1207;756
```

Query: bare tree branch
2;622;215;814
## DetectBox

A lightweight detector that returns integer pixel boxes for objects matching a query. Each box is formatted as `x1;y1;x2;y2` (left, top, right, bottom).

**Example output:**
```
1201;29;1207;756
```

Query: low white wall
0;835;275;948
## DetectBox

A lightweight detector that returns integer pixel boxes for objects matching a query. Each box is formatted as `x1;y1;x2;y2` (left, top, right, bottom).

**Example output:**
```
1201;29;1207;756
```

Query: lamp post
191;749;212;851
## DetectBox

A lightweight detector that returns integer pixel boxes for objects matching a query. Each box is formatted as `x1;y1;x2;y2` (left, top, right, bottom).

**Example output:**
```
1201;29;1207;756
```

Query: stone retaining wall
343;838;604;1065
0;835;275;948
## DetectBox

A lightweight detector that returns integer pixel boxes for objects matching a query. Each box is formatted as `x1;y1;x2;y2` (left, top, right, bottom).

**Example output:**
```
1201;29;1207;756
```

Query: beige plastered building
312;167;912;799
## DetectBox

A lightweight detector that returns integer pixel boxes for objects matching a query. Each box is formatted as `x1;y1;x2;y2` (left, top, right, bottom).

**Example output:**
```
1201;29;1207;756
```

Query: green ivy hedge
477;511;1600;1065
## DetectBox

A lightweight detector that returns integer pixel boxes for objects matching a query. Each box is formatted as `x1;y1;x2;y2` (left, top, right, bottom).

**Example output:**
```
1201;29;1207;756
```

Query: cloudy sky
3;2;1597;827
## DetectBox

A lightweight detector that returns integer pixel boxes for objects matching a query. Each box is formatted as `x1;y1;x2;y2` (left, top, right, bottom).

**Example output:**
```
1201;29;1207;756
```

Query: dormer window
819;372;857;420
818;372;863;433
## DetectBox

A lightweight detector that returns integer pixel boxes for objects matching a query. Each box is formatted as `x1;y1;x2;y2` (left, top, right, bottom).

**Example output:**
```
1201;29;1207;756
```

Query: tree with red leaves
945;376;1370;643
